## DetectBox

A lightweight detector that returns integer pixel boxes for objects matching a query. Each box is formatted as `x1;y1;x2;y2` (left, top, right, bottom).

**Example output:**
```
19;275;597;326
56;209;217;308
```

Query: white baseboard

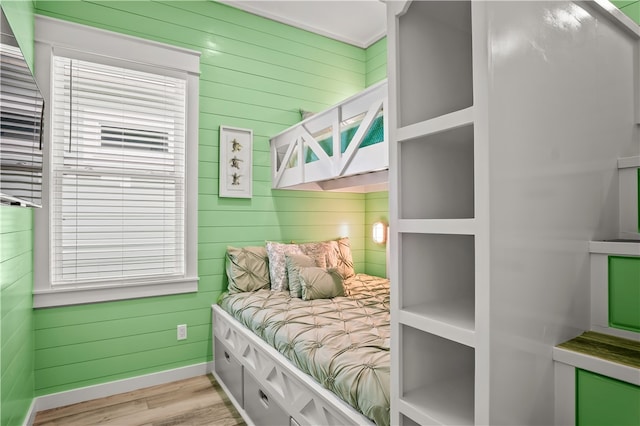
22;399;37;426
24;361;214;425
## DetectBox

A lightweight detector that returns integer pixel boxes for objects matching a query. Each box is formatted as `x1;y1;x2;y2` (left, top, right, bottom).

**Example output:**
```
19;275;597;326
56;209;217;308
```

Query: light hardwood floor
33;374;246;426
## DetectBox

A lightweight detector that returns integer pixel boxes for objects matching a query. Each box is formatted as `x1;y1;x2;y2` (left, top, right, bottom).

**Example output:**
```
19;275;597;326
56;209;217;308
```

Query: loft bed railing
270;80;388;193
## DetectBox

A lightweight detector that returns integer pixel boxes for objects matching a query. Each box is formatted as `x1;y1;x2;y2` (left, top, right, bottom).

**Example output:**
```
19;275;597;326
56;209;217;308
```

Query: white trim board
24;362;214;425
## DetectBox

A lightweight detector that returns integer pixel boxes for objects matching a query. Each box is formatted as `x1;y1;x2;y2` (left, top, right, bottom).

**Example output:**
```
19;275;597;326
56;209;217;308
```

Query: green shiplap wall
365;37;387;87
612;1;640;24
1;2;37;424
0;207;35;426
364;37;388;276
364;191;389;277
32;0;371;396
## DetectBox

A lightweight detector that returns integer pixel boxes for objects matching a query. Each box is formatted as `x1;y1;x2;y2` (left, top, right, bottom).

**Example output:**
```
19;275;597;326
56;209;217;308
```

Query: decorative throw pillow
335;237;355;279
298;240;339;269
299;266;345;300
265;241;304;291
285;253;316;298
225;246;270;293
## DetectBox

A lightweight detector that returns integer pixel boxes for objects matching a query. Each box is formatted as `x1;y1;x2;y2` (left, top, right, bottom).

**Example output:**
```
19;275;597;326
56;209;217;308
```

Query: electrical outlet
177;324;187;340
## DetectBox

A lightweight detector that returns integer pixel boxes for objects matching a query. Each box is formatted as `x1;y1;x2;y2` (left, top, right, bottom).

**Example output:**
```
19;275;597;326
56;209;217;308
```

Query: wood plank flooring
33;374;246;426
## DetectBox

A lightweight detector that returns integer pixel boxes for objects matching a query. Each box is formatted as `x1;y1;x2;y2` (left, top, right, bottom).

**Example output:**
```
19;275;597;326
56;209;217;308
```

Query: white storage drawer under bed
214;336;244;406
243;369;290;426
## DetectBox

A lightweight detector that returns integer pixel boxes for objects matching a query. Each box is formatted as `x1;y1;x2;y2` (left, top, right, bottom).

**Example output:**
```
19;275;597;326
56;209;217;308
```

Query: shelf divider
397;107;474;143
397;218;477;235
399;373;475;426
399;298;475;347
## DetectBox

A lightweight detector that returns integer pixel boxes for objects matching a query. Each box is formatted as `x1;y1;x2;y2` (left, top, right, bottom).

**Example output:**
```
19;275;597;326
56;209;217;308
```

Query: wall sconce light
372;221;387;244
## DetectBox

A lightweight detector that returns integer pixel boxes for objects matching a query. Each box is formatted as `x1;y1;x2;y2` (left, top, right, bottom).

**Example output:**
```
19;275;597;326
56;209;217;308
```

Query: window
0;43;44;207
34;16;200;307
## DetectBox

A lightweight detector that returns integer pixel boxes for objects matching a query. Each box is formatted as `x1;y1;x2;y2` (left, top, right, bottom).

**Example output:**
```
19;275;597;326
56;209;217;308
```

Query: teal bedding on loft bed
305;114;384;163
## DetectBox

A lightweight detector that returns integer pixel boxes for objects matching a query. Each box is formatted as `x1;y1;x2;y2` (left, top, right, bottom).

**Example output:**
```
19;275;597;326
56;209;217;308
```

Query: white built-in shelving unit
387;1;488;424
387;0;638;425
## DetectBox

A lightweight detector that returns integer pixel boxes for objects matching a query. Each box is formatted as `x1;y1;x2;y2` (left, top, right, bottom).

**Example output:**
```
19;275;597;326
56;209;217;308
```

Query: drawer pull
224;351;230;362
259;389;269;408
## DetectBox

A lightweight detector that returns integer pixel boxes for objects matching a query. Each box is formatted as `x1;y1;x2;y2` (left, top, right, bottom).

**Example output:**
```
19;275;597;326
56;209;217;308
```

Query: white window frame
33;16;200;308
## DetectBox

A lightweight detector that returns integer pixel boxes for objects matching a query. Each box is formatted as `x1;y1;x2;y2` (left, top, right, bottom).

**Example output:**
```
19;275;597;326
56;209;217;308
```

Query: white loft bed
270;80;388;193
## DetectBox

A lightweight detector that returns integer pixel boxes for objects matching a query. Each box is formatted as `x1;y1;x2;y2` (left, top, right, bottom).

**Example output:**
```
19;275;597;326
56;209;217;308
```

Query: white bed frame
212;305;374;426
270;80;388;193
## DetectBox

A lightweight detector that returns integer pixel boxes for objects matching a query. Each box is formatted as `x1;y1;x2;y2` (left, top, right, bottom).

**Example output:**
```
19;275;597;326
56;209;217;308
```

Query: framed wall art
219;126;252;198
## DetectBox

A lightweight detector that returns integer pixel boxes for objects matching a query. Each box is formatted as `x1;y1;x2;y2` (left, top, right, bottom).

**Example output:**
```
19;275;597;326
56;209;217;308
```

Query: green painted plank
1;293;33;367
200;67;356;109
198;210;363;228
1;346;34;426
34;309;210;349
200;81;333;116
35;355;209;396
0;251;33;291
0;206;33;233
36;2;364;85
366;37;387;60
199;112;310;140
609;256;640;333
35;324;211;369
366;66;388;87
200;98;300;128
104;1;365;77
199;194;364;213
611;0;637;7
35;341;210;392
199;65;361;107
1;273;33;323
33;291;215;329
157;1;365;63
620;1;640;24
198;225;364;244
366;49;387;73
364;263;386;278
0;229;32;263
576;369;640;426
197;275;227;293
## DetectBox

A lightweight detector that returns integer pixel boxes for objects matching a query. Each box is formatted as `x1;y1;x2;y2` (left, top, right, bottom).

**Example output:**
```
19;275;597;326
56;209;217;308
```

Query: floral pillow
265;241;304;291
298;240;338;269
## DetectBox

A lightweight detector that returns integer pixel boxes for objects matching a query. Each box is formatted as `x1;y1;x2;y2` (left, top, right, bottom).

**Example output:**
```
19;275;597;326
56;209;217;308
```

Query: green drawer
609;256;640;333
576;369;640;426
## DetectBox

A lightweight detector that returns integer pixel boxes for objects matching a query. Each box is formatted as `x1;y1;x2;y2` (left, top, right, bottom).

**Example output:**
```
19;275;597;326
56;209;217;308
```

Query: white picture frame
219;126;252;198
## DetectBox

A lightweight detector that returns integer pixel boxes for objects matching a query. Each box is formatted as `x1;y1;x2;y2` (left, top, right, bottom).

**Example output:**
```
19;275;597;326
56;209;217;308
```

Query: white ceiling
220;0;387;48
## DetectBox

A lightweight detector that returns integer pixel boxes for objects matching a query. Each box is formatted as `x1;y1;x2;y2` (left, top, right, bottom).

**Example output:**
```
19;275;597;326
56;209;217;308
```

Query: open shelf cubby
400;414;420;426
399;124;474;220
397;0;473;127
400;325;475;425
400;233;475;341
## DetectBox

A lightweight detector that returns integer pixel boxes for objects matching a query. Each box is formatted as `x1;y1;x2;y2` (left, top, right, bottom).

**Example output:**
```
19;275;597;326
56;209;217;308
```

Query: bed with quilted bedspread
218;273;390;426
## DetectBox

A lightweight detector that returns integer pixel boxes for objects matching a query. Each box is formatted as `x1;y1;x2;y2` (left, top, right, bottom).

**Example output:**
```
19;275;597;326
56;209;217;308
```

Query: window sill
33;276;199;308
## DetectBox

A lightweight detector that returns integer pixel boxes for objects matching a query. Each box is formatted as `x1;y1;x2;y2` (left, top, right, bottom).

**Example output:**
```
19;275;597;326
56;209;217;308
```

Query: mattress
219;273;391;426
305;114;385;164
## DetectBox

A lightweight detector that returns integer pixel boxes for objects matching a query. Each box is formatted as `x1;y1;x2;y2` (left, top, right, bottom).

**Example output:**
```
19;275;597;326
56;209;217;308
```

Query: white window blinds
0;43;44;206
51;56;187;285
